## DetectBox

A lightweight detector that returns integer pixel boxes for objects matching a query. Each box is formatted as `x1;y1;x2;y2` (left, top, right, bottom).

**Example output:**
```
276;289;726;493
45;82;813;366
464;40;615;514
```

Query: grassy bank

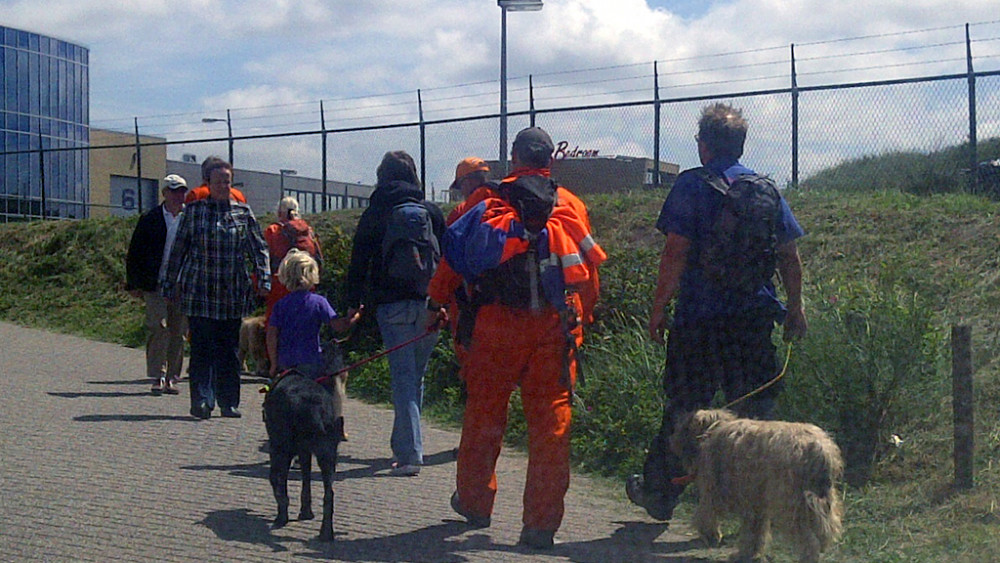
3;178;1000;560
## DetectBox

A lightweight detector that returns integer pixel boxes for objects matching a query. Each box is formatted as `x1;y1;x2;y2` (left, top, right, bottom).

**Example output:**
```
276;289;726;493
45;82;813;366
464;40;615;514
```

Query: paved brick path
0;321;728;562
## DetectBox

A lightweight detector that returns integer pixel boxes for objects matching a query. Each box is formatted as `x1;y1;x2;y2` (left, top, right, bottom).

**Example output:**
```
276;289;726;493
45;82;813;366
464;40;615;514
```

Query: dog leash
312;317;445;386
723;341;794;410
666;344;794;487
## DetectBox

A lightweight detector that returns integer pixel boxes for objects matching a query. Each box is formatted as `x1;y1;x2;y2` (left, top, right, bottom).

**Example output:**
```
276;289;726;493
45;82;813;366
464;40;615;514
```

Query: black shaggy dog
263;370;344;541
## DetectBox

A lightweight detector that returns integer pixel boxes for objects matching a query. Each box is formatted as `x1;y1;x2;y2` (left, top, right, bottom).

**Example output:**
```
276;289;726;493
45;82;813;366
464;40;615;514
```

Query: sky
1;0;998;190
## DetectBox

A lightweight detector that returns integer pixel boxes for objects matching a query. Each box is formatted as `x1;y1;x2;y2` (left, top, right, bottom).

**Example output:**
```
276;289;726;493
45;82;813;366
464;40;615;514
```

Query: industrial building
1;25;89;221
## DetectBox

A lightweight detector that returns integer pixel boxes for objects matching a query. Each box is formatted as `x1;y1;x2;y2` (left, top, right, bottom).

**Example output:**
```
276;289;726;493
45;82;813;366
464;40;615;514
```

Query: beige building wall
89;129;166;218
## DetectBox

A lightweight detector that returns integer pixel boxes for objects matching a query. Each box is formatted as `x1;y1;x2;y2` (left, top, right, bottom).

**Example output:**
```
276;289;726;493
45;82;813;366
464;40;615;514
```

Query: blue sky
646;0;716;19
1;0;997;187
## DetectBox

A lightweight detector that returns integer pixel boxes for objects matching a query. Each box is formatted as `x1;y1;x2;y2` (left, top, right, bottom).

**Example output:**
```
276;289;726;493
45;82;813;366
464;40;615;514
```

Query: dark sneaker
389;463;420;477
221;406;242;418
625;474;676;521
163;378;180;395
190;402;211;420
450;491;491;528
150;377;165;396
518;527;555;550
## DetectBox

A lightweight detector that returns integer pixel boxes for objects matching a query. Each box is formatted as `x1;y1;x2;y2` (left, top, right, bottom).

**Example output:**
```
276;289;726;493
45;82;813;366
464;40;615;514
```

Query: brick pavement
0;321;729;562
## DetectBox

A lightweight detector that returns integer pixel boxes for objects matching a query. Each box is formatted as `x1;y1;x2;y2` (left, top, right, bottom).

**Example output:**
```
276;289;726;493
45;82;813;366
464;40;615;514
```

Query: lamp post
498;0;543;175
279;169;297;200
201;109;234;165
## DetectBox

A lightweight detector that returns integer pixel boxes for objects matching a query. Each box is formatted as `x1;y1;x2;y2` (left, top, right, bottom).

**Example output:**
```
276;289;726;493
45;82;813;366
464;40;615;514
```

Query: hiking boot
163;378;180;395
150;377;165;396
450;491;491;528
518;527;555;550
625;474;676;521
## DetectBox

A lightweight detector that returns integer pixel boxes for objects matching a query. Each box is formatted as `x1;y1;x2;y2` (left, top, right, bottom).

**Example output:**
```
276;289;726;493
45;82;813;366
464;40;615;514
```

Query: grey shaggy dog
669;409;844;563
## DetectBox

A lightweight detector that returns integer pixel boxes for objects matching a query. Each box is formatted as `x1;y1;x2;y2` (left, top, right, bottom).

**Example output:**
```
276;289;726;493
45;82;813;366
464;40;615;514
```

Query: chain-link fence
3;23;1000;221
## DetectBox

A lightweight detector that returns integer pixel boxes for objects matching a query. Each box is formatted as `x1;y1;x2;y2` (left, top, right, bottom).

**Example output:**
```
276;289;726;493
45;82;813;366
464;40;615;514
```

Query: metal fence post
37;130;47;219
791;44;799;189
654;61;661;187
321;100;329;212
418;89;427;194
134;117;143;213
966;24;978;193
952;324;974;489
530;74;536;127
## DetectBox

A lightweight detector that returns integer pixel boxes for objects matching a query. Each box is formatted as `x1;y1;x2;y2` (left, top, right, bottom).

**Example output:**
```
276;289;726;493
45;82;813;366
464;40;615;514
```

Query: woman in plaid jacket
161;158;271;420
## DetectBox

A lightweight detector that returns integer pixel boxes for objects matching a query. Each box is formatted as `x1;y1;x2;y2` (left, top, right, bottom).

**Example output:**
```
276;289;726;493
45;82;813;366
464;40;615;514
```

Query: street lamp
279;169;297;199
498;0;543;175
202;109;234;166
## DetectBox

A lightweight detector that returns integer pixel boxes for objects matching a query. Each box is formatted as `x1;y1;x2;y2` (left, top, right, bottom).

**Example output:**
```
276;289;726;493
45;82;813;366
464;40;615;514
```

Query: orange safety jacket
431;168;605;333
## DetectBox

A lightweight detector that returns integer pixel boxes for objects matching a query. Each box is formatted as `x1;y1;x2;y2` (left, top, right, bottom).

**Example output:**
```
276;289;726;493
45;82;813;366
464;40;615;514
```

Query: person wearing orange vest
429;157;501;364
446;156;497;225
185;156;247;204
430;127;605;549
263;196;323;321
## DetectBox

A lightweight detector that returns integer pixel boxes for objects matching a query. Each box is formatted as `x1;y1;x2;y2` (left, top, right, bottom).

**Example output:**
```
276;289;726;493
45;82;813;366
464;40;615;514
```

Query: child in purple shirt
267;249;360;440
267;249;359;378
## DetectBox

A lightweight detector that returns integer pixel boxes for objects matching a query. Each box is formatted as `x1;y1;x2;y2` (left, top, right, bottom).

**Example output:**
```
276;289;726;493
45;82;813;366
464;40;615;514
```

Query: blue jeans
376;300;438;466
188;317;242;411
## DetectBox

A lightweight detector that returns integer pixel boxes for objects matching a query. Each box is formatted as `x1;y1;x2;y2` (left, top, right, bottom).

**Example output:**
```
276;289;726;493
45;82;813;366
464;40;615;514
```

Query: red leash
313;320;443;385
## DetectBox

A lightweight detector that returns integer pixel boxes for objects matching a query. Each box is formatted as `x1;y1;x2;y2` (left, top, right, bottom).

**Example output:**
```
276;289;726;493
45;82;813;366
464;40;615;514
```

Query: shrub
779;268;947;486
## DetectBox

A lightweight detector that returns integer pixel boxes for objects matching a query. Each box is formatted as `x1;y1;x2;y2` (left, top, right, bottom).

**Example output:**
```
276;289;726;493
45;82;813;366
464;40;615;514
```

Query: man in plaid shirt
161;157;270;420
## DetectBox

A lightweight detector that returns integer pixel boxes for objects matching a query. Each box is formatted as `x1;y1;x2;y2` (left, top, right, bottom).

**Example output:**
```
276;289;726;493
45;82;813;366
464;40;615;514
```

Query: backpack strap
693;166;730;195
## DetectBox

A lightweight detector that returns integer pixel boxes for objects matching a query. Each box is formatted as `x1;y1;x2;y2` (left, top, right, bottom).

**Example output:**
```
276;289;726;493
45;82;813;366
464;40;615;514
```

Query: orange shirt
184;184;247;204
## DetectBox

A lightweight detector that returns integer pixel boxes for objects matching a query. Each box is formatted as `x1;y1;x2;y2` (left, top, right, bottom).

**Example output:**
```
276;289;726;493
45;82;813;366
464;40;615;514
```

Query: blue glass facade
0;26;89;221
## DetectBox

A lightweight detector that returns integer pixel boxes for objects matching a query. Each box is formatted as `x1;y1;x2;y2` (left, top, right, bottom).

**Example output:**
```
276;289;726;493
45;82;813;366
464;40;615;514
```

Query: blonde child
267;250;359;435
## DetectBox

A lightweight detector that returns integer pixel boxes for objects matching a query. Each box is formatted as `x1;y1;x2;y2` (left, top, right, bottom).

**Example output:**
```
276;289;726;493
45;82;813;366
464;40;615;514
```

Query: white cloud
3;0;998;189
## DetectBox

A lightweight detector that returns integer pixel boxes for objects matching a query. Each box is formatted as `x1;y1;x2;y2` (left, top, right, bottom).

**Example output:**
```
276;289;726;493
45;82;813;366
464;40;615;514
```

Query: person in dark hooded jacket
345;150;445;477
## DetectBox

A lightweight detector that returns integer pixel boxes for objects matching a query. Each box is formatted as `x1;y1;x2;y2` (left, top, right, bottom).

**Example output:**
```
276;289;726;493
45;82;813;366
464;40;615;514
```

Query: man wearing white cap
126;174;190;395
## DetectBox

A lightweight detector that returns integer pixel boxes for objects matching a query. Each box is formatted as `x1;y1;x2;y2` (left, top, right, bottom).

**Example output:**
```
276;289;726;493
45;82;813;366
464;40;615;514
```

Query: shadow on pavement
552;521;718;562
74;413;196;422
297;521;498;563
288;519;716;563
50;391;152;398
335;448;456;480
181;460;270;481
198;508;293;553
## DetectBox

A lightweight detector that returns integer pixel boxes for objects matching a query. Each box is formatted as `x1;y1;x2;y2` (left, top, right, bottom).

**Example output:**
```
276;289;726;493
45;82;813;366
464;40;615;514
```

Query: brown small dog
670;409;844;563
238;315;269;377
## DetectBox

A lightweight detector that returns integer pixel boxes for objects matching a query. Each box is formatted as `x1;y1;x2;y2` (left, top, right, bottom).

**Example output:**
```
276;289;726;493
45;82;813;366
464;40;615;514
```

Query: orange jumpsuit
431;168;604;534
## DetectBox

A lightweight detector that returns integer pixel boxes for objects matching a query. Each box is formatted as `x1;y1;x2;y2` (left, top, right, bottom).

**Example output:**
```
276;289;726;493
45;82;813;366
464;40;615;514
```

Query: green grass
3;143;1000;560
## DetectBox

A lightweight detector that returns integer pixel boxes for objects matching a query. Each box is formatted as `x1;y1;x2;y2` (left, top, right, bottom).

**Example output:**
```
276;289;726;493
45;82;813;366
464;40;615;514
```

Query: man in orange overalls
429;127;604;549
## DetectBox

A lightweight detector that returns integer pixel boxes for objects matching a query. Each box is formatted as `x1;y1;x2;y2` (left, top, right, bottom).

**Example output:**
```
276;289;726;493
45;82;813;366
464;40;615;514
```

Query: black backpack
694;167;783;293
472;175;557;310
381;200;440;294
498;175;556;235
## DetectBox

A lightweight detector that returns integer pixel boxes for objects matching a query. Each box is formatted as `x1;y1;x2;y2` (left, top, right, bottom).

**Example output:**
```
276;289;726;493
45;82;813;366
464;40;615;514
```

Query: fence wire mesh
3;21;1000;221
